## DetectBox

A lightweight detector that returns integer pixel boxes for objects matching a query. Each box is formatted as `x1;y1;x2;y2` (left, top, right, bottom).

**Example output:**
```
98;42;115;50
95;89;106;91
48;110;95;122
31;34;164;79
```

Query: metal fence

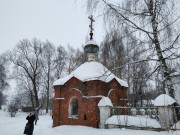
108;106;180;130
111;106;158;119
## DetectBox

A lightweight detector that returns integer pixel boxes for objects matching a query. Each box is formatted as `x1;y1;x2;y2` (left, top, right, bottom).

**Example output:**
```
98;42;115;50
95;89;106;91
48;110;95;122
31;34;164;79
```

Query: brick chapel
52;16;128;128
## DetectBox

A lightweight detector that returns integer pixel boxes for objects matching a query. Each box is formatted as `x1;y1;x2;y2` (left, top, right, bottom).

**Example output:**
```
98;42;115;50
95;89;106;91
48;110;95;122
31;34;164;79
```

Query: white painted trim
54;98;65;100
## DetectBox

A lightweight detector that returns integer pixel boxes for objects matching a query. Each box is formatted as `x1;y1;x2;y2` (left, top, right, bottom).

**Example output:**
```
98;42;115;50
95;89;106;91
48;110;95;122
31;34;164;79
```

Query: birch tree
87;0;180;98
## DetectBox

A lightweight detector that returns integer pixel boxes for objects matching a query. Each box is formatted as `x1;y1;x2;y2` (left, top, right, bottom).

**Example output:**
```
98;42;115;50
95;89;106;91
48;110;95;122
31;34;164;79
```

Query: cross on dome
88;15;95;40
84;15;99;62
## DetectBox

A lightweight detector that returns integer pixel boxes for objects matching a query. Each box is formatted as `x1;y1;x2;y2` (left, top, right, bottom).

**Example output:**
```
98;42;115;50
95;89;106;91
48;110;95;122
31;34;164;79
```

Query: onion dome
84;40;99;61
84;15;99;61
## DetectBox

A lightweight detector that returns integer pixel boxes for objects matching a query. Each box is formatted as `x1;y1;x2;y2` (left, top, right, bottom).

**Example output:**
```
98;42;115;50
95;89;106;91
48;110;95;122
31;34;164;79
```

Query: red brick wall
53;77;128;128
108;79;128;106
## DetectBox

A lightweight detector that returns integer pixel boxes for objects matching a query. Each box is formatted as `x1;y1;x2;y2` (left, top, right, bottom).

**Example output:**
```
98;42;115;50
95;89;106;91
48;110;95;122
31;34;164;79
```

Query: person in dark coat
23;112;36;135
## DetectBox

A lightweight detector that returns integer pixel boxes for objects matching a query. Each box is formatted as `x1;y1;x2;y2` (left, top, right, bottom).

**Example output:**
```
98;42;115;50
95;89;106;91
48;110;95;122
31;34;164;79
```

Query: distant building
52;16;128;128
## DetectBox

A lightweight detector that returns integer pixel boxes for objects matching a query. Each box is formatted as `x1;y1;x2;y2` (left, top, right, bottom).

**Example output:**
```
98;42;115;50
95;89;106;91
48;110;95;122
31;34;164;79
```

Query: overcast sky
0;0;104;55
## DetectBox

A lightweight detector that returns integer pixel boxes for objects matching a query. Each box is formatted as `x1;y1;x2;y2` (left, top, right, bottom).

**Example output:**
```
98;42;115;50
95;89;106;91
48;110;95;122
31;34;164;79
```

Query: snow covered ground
106;115;161;128
0;110;180;135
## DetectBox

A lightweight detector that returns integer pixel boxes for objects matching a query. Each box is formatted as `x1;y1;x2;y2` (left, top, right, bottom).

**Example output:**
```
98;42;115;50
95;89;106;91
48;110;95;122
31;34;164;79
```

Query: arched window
69;97;78;117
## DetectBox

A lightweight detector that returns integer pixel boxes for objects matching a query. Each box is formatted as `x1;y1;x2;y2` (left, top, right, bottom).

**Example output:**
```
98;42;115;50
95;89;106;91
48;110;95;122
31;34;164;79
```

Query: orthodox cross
88;15;95;40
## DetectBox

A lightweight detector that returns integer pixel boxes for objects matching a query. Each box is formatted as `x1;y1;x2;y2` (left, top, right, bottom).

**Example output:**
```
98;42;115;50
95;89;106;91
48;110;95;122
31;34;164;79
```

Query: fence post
154;94;176;130
98;97;113;128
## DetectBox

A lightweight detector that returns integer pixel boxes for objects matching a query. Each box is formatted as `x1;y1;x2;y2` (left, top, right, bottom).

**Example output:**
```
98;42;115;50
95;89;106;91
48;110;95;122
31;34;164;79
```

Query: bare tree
54;45;68;79
41;40;56;113
74;48;86;67
66;45;85;74
99;28;152;106
9;39;43;108
87;0;180;98
99;30;125;78
14;68;35;107
0;54;9;109
0;91;6;109
130;48;152;107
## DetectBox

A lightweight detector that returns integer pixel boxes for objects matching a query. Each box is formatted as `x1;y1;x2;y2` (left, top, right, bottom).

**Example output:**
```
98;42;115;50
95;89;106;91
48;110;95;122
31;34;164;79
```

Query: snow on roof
106;115;161;128
84;40;98;46
151;100;155;105
154;94;176;106
54;74;73;85
98;97;113;107
53;61;128;87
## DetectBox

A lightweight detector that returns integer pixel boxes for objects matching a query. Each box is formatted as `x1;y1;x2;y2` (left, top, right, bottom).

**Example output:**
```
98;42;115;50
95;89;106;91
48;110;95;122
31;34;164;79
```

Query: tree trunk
46;85;49;113
46;59;51;113
149;1;175;98
30;91;35;108
33;79;39;108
